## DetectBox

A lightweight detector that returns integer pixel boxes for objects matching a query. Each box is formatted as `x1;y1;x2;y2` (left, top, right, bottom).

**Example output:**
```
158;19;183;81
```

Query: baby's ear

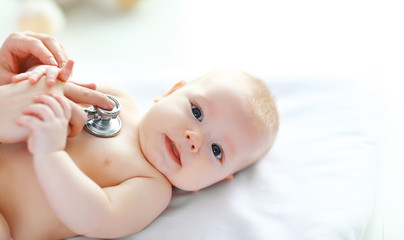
154;80;186;103
223;175;234;181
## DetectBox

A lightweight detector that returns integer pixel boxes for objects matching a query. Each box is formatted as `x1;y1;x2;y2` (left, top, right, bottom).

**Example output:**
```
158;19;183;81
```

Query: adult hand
0;78;114;143
0;31;68;86
63;81;115;137
12;59;115;137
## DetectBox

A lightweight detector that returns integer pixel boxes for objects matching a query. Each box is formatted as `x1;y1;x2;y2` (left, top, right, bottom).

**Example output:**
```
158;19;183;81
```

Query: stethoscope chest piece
83;95;122;138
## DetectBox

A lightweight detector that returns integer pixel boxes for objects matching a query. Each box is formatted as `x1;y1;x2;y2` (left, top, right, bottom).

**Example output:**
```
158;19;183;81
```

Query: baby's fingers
45;67;60;86
57;60;74;82
22;103;55;122
11;72;30;83
33;95;66;119
27;67;47;84
15;114;42;130
52;95;72;120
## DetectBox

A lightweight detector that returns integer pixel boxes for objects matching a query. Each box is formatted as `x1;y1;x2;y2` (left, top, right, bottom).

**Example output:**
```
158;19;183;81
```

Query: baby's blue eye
212;144;223;160
192;105;203;121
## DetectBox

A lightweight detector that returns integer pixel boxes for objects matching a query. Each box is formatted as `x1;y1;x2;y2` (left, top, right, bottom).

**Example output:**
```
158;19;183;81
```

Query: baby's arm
16;94;171;238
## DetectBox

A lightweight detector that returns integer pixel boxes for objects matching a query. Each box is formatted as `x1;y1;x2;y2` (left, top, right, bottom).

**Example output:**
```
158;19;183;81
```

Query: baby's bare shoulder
96;84;132;99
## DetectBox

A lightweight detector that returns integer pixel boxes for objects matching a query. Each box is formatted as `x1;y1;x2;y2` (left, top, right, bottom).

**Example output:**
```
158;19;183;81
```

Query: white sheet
68;66;382;240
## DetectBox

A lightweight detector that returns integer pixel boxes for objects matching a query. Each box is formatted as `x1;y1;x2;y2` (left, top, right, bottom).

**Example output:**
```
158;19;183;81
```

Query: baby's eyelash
191;104;203;122
212;143;223;161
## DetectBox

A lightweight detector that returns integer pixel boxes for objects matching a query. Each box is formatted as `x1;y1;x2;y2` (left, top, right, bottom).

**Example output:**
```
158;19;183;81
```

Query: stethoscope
82;95;122;138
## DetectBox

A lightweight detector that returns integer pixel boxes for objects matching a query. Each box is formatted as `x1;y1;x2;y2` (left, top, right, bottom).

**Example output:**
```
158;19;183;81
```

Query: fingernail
109;99;116;108
49;57;58;66
47;79;55;86
60;62;66;68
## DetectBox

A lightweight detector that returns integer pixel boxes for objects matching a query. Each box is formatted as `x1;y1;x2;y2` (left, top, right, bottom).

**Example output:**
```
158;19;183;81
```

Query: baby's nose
184;130;202;153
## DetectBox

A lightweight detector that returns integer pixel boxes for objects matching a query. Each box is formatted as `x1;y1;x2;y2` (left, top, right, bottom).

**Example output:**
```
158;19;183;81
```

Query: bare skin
0;69;270;240
0;31;114;140
0;31;68;86
0;82;172;240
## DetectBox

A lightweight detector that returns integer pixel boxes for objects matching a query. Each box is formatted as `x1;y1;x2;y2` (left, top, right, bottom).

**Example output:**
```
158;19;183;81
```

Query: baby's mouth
165;135;182;166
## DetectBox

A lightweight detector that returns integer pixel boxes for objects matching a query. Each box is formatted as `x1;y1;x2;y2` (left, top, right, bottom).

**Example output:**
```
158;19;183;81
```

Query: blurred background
0;0;403;239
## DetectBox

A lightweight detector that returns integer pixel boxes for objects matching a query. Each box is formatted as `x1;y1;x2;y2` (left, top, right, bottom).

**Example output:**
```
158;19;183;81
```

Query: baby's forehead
191;73;252;98
186;78;254;126
190;82;251;115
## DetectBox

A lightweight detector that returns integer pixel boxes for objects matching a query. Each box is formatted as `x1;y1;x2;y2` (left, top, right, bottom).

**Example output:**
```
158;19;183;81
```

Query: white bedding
69;67;382;240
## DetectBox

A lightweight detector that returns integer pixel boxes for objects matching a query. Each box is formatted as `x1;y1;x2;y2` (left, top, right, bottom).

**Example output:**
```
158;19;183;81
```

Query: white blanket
69;67;382;240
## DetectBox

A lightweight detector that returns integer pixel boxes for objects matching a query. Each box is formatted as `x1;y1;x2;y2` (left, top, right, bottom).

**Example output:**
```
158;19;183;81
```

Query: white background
0;0;403;239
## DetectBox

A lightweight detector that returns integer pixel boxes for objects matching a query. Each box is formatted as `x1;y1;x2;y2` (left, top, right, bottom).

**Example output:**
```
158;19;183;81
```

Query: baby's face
139;74;263;191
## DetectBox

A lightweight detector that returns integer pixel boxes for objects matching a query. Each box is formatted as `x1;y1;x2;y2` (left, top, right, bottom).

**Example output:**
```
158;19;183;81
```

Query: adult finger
24;31;67;67
64;82;114;110
60;43;69;66
70;81;97;90
11;32;58;66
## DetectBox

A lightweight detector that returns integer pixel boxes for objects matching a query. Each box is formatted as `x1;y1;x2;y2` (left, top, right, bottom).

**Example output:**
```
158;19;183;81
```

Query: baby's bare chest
0;121;161;239
66;128;153;188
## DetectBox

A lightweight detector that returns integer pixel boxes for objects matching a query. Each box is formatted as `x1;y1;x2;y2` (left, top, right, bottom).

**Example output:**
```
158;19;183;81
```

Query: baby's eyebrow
221;135;235;163
197;95;216;120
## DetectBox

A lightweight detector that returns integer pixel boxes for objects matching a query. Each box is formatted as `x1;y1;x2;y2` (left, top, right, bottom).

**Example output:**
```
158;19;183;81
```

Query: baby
0;66;279;239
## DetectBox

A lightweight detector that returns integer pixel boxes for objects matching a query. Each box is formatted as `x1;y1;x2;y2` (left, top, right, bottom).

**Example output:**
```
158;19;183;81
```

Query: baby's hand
11;60;74;86
16;94;72;155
